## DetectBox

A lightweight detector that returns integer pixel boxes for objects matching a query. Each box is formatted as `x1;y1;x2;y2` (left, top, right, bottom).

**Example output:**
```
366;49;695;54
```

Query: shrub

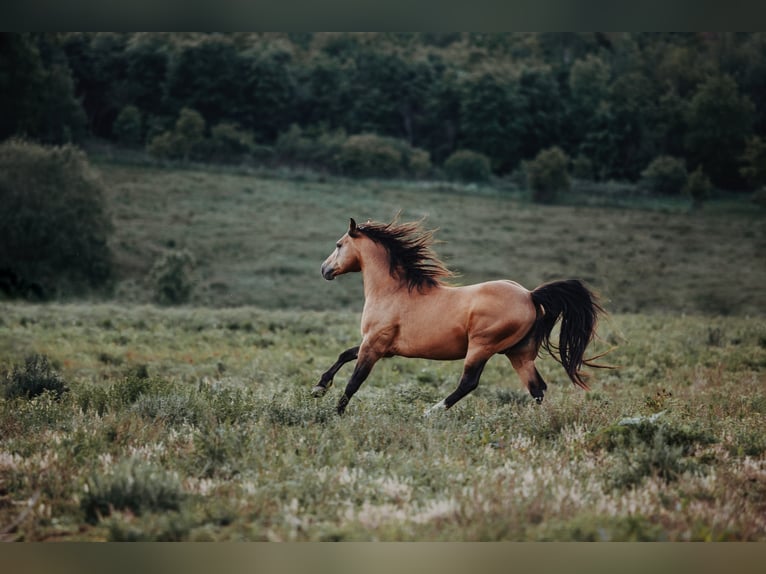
443;149;491;183
149;249;195;306
208;122;255;162
525;146;571;203
337;134;403;178
112;105;143;146
147;108;206;161
640;156;688;195
0;139;113;299
571;154;595;180
407;148;432;178
683;166;713;208
740;136;766;189
81;459;185;523
751;186;766;209
1;354;69;400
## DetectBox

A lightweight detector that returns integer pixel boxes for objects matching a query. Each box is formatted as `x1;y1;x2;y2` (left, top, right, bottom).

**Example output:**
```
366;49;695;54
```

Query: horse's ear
349;218;359;237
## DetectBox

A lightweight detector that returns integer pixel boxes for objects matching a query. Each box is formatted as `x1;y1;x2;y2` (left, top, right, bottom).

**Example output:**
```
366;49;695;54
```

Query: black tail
530;279;607;390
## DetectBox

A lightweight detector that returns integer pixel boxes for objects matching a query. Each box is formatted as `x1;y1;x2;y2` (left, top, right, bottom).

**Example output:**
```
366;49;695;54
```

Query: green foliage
443;149;492;183
275;124;345;169
571;154;594;179
0;33;87;144
1;304;765;541
208;122;255;162
5;32;764;190
336;134;403;178
112;105;143;146
685;74;755;188
640;156;688;195
339;134;402;177
0;139;112;298
740;136;766;189
149;249;195;305
147;107;206;161
1;354;68;400
525;146;571;203
595;419;715;490
683;166;713;208
81;459;185;524
751;187;766;209
458;71;524;172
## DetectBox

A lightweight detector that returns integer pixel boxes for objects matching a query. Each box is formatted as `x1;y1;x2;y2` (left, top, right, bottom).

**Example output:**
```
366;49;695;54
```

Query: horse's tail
530;279;608;390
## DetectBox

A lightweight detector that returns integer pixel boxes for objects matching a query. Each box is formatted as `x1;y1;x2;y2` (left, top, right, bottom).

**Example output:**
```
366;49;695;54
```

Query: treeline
3;32;766;189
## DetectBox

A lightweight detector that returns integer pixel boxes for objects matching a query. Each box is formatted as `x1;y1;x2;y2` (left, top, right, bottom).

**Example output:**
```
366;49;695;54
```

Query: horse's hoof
535;395;544;405
311;385;327;398
424;399;447;418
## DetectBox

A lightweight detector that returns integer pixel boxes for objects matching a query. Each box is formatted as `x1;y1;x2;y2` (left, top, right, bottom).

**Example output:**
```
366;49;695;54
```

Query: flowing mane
355;218;454;291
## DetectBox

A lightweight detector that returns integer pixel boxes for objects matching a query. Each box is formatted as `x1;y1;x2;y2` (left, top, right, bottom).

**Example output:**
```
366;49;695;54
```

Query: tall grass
0;303;763;541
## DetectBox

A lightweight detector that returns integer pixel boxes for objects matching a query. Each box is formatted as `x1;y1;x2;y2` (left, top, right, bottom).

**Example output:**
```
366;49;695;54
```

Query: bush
81;459;185;523
112;105;143;146
443;149;491;183
683;166;713;208
571;154;595;180
208;122;255;163
525;146;570;203
751;187;766;209
640;156;688;195
740;136;766;189
147;108;206;161
1;354;69;400
149;249;195;306
337;133;403;178
0;139;113;299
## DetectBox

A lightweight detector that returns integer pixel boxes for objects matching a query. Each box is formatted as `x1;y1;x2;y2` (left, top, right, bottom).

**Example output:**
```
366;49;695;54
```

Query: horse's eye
336;243;342;249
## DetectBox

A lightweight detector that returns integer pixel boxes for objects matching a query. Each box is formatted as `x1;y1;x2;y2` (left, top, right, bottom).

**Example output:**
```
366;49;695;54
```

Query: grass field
1;161;765;541
101;162;765;314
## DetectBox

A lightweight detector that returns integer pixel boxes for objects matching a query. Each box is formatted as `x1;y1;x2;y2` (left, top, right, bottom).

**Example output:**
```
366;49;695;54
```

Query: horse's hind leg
425;352;489;416
312;346;359;397
506;348;547;404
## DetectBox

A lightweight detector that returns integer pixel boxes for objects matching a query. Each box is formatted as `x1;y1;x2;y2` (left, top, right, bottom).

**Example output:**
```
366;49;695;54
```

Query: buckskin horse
313;217;606;416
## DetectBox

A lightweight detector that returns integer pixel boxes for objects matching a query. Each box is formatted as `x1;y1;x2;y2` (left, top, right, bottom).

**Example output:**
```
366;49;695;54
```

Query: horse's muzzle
321;263;335;281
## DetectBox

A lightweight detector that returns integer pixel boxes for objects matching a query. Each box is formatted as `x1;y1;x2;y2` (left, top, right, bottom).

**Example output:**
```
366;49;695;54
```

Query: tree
567;54;610;145
683;166;713;209
740;136;766;189
0;33;87;144
0;140;112;299
525;146;571;203
685;74;755;189
458;71;524;172
517;66;563;160
113;105;143;146
165;35;244;129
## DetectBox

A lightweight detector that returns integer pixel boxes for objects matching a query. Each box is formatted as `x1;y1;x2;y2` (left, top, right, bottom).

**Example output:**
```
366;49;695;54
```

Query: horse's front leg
336;347;380;415
312;345;360;397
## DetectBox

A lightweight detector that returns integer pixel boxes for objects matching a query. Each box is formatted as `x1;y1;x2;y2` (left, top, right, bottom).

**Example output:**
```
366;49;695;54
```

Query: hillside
101;162;765;315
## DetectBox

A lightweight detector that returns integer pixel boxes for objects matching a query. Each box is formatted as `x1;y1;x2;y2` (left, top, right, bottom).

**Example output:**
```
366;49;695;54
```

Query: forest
2;32;766;190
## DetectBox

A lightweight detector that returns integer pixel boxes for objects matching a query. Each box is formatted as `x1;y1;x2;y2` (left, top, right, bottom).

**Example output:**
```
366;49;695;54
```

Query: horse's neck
360;247;403;301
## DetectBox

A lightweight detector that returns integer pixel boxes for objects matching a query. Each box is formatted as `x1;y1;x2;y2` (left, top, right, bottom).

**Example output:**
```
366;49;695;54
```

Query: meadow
0;161;764;541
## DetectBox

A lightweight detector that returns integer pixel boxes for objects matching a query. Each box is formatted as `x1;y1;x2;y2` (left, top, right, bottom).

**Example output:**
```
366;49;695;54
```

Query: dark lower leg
528;367;548;404
444;361;486;409
337;358;376;415
315;346;359;392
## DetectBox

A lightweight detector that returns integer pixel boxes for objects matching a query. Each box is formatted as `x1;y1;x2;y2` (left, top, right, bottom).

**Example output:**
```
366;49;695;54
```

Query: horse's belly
393;321;469;361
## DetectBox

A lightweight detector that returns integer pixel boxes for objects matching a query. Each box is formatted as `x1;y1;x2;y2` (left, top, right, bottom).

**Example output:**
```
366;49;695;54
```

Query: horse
313;216;607;416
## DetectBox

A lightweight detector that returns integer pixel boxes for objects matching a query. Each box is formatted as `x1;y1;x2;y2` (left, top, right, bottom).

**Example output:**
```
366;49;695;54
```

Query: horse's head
321;218;364;280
